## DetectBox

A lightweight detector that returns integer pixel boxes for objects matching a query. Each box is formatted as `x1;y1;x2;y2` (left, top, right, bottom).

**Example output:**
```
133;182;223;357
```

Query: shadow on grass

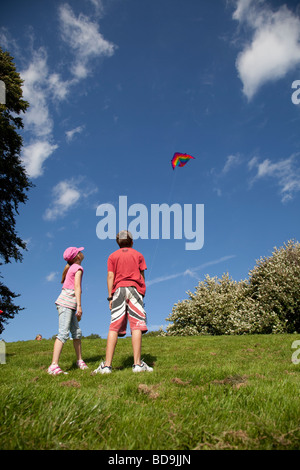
69;353;157;371
69;355;104;370
117;353;157;370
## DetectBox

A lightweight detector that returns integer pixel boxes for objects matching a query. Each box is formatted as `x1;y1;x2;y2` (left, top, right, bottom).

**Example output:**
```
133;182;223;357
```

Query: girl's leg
51;306;72;365
73;338;82;361
70;310;83;361
51;337;64;364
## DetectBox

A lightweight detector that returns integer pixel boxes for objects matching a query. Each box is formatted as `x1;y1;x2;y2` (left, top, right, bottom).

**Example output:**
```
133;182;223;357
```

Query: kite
171;152;195;170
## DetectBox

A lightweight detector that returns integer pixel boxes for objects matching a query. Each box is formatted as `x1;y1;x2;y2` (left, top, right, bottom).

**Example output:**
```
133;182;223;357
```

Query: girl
48;246;88;375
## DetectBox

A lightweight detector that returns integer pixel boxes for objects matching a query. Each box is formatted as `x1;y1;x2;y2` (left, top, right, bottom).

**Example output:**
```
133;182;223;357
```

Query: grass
0;334;299;450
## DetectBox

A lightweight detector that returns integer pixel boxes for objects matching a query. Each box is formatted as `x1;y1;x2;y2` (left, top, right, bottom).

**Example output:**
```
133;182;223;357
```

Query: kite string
167;167;178;203
146;170;177;284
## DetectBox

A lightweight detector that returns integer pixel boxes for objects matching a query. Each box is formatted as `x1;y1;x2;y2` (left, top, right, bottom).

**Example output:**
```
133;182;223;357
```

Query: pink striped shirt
55;264;83;310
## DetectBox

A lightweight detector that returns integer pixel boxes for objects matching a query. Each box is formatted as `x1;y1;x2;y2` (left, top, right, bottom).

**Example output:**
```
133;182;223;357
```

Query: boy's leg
126;287;148;336
127;290;153;372
105;330;118;367
132;329;142;365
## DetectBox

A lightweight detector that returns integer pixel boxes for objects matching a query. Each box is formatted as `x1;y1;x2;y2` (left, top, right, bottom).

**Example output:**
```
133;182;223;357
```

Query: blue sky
1;0;300;342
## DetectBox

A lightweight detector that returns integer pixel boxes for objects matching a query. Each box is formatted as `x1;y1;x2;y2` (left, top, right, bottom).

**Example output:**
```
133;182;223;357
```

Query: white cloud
48;73;71;101
46;272;58;282
147;256;236;287
59;3;116;80
20;47;72;117
65;125;85;142
232;0;256;23
22;141;58;178
21;48;53;137
44;177;98;221
248;154;300;202
20;48;64;178
211;154;241;196
18;4;116;178
233;0;300;100
44;180;81;221
222;154;241;174
88;0;105;17
0;27;20;56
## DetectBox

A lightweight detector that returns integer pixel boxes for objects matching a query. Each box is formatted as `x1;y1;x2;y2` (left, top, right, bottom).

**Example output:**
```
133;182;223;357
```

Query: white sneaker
132;360;153;373
93;361;112;374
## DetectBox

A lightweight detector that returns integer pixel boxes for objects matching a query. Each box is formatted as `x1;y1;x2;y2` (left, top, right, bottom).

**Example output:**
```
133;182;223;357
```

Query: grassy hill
0;334;299;450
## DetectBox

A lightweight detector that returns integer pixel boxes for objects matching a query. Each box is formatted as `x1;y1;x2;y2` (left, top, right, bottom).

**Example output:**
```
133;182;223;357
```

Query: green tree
0;48;32;334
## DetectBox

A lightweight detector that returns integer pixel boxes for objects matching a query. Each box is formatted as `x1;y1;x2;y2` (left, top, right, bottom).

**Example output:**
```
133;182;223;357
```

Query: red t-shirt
107;247;147;296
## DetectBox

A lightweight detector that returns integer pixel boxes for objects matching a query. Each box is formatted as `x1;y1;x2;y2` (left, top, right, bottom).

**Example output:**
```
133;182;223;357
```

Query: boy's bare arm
107;271;114;310
107;271;114;296
140;270;145;279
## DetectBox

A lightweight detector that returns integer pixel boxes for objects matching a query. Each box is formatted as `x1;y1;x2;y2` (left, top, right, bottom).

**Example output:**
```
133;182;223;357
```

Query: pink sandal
47;363;68;375
77;360;88;370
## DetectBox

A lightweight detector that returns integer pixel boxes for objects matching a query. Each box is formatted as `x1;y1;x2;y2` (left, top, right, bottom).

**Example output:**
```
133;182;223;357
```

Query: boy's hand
109;300;113;310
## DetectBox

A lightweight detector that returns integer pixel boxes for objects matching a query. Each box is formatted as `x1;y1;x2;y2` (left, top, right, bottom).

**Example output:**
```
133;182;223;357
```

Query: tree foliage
165;240;300;336
248;240;300;333
0;48;32;334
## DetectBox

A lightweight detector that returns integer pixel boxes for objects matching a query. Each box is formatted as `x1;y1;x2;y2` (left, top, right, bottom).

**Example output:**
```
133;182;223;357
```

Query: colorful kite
171;152;195;170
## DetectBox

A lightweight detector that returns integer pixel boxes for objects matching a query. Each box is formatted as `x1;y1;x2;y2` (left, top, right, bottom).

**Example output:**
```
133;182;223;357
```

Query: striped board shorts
109;286;148;337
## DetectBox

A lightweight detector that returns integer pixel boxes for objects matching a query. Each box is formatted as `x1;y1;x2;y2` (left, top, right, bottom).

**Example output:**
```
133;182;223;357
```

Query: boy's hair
116;230;133;248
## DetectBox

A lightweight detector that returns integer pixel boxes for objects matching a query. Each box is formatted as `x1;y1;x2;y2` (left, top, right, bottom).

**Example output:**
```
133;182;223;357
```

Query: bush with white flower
164;240;299;336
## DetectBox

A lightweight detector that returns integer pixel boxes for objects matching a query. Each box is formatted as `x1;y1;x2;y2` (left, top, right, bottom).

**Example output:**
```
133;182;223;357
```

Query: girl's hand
76;307;82;321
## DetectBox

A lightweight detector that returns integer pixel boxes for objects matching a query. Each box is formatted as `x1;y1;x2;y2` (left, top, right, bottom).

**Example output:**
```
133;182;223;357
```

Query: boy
94;230;153;374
